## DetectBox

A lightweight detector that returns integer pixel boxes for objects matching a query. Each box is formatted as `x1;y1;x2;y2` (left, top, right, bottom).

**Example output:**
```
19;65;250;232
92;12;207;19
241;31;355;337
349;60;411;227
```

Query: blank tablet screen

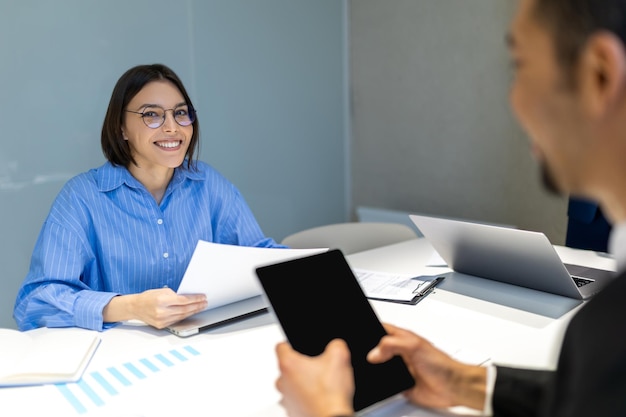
255;249;415;411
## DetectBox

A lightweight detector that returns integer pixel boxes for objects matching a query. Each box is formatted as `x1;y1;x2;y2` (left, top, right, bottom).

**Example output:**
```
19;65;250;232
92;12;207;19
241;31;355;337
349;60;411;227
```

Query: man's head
532;0;626;87
508;0;626;221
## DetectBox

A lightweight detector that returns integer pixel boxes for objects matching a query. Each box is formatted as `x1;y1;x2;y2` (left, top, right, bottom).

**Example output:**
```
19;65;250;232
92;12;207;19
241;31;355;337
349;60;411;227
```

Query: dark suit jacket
492;270;626;417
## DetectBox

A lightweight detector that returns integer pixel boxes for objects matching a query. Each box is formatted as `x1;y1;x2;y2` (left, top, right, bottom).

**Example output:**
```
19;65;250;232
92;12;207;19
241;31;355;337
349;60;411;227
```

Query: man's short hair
533;0;626;85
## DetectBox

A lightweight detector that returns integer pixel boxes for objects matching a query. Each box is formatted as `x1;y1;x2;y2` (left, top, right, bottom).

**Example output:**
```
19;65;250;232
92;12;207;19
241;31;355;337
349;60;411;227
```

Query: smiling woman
13;63;286;333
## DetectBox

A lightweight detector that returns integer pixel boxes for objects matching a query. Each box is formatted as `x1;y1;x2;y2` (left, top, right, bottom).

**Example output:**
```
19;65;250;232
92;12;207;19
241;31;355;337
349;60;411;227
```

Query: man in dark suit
273;0;626;416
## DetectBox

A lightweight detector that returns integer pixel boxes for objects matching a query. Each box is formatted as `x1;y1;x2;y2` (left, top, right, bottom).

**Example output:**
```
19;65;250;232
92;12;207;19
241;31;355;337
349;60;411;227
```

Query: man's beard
540;162;563;196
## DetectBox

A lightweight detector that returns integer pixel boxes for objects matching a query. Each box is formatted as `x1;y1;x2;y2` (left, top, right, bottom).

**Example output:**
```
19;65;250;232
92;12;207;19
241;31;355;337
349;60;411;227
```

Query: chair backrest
281;222;418;255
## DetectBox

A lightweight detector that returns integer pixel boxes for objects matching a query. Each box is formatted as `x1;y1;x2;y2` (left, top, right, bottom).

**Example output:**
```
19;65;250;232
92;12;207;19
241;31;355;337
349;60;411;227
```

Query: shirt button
163;252;169;258
157;219;163;225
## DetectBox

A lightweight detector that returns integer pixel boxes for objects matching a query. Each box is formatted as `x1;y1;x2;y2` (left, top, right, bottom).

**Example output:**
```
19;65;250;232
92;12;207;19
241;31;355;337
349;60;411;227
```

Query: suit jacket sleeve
493;271;626;417
493;366;554;417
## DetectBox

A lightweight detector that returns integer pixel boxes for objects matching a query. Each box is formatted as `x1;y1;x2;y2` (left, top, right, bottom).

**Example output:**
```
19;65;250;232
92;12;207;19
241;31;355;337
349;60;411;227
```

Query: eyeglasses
125;105;196;129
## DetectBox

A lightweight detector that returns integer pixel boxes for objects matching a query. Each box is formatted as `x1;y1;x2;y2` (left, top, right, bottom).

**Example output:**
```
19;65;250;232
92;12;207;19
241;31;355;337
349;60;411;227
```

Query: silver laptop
167;295;268;337
409;214;615;299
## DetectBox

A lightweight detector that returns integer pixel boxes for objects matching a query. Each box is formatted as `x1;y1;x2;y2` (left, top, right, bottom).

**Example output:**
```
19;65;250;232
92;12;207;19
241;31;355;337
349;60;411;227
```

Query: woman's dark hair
101;63;199;169
533;0;626;86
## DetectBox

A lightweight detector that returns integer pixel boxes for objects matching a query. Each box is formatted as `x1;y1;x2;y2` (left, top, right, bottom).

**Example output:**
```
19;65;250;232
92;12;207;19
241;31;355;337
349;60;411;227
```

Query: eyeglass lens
141;106;195;128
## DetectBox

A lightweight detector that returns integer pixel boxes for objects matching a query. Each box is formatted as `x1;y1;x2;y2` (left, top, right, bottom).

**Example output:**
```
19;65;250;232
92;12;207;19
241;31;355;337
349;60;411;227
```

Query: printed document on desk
353;268;444;304
177;241;327;309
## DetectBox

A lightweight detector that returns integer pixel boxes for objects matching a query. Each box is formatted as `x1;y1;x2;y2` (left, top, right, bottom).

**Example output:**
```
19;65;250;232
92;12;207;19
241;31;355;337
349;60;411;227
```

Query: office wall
350;1;568;242
0;1;346;329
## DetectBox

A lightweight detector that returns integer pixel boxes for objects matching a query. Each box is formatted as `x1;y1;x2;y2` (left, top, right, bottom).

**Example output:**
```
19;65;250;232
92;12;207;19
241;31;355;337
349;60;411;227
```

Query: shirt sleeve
483;365;497;416
13;218;116;331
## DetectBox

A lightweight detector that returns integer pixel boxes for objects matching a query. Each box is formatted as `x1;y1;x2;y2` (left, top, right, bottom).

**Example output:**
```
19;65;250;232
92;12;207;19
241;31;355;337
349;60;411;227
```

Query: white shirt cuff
483;365;497;416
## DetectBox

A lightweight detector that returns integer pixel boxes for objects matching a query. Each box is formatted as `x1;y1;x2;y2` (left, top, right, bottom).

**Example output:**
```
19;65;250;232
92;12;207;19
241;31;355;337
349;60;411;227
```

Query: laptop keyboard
572;276;593;287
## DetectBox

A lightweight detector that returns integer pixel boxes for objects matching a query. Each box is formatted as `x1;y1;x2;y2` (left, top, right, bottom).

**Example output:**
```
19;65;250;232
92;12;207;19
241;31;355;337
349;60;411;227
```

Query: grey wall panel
350;0;567;245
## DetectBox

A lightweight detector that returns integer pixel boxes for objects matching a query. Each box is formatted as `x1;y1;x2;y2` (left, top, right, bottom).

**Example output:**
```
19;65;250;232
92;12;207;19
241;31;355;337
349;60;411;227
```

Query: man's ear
579;31;626;118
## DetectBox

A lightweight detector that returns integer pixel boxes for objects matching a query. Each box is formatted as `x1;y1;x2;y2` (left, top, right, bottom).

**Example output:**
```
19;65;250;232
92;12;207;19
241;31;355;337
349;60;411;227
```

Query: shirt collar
609;221;626;273
96;161;204;192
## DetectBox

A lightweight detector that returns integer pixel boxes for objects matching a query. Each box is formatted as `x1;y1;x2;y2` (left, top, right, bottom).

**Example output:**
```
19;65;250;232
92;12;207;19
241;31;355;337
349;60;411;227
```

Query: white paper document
177;241;327;310
353;268;444;303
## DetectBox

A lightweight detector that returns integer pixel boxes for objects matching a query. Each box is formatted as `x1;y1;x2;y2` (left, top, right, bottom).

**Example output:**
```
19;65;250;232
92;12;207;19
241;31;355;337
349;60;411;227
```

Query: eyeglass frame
125;104;196;129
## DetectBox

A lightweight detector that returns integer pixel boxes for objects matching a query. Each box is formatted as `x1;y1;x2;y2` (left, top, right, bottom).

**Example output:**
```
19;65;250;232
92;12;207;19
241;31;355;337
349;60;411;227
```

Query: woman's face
122;80;194;173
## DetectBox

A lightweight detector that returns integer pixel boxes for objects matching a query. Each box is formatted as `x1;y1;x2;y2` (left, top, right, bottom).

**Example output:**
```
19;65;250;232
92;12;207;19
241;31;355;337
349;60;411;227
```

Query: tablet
255;249;415;412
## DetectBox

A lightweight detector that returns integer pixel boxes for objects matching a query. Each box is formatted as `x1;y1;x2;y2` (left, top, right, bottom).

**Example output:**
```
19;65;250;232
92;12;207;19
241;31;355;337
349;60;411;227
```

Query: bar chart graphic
54;344;201;415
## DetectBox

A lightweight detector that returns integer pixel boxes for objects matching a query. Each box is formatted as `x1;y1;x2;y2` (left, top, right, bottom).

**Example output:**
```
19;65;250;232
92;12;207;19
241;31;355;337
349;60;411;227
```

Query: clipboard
365;276;445;305
352;269;445;305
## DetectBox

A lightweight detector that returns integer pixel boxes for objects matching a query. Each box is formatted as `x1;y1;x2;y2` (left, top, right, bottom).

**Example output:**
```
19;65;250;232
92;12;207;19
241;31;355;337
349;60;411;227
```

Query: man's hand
275;339;355;417
368;323;487;411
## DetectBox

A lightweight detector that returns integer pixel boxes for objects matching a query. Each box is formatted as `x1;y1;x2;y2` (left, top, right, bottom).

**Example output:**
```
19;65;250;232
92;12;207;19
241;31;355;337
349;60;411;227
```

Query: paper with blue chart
0;325;285;417
0;343;203;416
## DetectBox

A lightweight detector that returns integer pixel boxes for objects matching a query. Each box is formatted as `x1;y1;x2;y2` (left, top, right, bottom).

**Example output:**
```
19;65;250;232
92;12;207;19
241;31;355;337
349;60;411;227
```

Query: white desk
0;239;616;417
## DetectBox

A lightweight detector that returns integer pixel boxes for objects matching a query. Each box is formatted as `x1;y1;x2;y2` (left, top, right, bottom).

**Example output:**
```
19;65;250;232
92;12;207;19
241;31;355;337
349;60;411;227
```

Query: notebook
167;241;327;337
255;249;415;412
409;214;615;300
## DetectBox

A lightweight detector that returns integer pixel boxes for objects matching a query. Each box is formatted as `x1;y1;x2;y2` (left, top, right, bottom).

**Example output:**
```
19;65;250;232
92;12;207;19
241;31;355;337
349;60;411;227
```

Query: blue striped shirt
14;161;284;331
